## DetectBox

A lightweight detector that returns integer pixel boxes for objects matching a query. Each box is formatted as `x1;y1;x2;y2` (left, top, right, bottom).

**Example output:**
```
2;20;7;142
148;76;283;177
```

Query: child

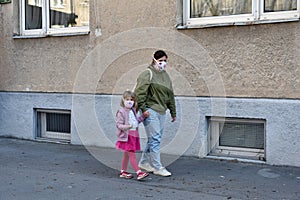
115;90;149;180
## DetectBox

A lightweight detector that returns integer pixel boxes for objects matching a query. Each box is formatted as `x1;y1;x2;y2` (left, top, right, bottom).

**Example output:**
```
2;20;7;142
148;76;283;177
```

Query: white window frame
19;0;89;37
36;109;71;142
183;0;300;28
208;117;265;160
259;0;300;22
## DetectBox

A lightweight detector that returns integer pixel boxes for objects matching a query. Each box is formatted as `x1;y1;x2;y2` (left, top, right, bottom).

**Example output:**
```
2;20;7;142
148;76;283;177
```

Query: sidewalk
0;137;299;200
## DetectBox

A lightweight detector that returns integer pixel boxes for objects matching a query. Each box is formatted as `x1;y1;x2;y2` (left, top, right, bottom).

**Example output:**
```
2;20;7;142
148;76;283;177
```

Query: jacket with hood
116;107;145;142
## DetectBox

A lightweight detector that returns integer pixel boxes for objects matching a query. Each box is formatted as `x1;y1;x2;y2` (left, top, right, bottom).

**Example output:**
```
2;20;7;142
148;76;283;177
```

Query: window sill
206;155;266;164
177;18;300;29
13;31;90;39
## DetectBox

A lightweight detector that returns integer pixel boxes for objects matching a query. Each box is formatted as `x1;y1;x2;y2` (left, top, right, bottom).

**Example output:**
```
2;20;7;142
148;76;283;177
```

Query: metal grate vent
46;113;70;133
209;117;265;160
219;122;264;149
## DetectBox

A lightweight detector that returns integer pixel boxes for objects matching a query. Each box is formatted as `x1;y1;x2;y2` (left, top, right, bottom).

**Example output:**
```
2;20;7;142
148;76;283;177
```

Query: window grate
219;122;264;149
46;113;70;133
209;117;265;160
36;109;71;142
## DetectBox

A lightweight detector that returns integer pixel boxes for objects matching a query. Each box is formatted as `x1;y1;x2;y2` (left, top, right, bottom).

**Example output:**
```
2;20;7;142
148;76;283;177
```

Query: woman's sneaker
137;171;149;180
138;163;156;172
153;167;172;177
119;171;133;179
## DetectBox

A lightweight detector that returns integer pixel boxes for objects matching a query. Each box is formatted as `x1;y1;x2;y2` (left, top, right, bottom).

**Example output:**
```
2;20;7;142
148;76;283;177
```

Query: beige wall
1;0;300;98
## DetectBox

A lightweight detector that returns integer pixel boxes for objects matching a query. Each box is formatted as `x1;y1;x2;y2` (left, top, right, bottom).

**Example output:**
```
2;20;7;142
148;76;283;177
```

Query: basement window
208;117;265;161
36;109;71;142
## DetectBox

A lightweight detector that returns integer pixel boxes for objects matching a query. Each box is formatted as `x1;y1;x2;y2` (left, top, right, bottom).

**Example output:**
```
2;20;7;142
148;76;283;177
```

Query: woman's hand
171;117;176;122
142;111;150;118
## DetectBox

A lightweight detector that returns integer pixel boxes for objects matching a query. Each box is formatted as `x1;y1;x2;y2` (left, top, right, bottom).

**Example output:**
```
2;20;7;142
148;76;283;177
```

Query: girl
115;90;149;180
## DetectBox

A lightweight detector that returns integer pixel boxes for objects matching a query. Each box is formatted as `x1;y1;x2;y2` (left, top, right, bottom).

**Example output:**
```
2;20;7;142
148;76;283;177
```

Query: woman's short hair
153;50;168;60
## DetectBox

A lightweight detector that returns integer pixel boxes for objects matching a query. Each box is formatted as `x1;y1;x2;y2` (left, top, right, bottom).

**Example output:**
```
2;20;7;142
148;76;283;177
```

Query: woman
134;50;176;177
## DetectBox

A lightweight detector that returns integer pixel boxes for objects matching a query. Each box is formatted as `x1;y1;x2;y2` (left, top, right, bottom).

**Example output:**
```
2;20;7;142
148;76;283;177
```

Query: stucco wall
0;1;300;98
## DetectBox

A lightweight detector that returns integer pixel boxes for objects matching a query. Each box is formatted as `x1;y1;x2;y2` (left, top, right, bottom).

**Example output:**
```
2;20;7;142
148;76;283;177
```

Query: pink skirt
116;130;140;152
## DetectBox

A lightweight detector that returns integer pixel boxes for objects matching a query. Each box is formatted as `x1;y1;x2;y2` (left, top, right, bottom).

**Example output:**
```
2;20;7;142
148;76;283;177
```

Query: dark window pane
25;0;42;30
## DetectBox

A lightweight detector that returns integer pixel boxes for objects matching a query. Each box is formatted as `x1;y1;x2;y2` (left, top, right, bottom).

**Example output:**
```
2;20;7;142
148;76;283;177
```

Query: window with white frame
208;117;265;160
20;0;89;37
183;0;299;27
36;109;71;142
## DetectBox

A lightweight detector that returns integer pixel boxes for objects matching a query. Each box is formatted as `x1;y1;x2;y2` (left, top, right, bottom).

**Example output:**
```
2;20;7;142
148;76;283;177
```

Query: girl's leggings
122;151;139;171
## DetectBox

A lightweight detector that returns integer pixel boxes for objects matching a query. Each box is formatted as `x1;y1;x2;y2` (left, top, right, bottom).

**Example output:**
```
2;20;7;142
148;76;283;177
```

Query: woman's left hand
142;111;150;118
171;117;176;122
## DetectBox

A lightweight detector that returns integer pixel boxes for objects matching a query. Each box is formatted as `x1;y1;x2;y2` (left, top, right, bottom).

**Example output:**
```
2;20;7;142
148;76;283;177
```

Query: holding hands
171;117;176;122
143;110;176;122
142;111;150;118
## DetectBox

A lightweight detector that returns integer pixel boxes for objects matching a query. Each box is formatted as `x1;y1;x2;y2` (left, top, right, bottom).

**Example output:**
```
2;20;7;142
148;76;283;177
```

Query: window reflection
264;0;297;12
25;0;89;30
190;0;252;18
50;0;89;28
190;0;298;18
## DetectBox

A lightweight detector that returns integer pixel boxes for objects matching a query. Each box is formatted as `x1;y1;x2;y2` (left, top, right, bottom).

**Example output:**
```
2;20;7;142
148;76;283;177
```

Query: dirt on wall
1;0;300;99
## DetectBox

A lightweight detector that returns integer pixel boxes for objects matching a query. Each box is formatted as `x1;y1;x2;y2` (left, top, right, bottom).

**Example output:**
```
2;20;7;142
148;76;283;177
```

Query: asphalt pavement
0;137;299;200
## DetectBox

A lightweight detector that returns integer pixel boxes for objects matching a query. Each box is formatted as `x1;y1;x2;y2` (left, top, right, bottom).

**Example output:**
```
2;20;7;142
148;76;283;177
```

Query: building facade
0;0;300;167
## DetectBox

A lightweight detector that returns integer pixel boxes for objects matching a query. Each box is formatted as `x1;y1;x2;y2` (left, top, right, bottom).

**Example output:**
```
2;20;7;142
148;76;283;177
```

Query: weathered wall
0;1;300;98
1;92;300;167
181;24;300;98
1;1;300;168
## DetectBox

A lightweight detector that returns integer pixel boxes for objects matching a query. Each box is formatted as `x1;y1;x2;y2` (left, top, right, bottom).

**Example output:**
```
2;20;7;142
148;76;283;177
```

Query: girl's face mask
123;99;134;108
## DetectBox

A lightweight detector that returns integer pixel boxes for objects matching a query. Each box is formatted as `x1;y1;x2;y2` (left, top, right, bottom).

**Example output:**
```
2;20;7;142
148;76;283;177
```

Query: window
183;0;299;27
36;109;71;142
20;0;89;37
208;117;265;160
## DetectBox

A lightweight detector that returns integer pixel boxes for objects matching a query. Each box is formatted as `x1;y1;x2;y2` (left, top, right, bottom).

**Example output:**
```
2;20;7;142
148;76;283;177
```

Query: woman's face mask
156;60;167;71
154;58;167;71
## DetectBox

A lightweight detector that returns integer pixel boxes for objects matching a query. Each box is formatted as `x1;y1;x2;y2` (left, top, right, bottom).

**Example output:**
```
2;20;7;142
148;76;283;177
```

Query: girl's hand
142;111;150;118
125;124;132;130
